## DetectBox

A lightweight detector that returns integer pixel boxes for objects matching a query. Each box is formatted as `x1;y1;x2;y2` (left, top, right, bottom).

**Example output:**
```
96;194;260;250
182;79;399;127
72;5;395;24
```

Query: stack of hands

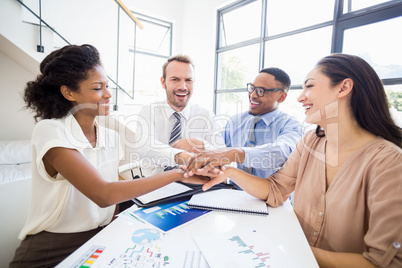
170;137;239;190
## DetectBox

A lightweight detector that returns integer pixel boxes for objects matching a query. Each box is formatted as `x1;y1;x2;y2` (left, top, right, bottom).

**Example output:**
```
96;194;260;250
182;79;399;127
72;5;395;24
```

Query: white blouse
19;114;122;239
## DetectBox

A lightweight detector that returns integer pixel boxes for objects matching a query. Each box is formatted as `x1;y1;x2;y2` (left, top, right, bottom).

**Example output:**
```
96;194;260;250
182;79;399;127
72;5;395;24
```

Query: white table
58;200;318;267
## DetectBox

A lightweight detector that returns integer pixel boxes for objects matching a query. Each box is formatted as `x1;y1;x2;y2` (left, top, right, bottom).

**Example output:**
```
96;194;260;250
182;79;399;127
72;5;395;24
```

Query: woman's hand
180;174;211;185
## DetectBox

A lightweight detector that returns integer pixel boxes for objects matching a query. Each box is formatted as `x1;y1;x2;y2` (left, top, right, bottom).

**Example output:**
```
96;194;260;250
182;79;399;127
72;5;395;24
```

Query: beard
165;84;191;110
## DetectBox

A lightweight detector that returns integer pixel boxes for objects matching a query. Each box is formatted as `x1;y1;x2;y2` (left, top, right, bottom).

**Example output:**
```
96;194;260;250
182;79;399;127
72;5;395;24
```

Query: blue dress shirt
223;109;302;178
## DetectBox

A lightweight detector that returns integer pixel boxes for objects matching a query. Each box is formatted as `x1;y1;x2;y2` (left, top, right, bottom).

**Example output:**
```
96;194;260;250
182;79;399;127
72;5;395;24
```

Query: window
218;1;262;47
116;12;172;109
215;0;402;125
342;17;402;80
266;0;335;35
342;0;393;13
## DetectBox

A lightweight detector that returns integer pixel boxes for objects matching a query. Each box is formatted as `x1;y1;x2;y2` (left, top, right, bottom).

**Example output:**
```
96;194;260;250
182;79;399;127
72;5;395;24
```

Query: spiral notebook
188;189;269;216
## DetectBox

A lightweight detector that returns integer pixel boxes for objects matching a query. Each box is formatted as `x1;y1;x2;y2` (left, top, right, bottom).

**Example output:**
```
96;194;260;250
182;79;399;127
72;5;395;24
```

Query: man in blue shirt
185;67;301;179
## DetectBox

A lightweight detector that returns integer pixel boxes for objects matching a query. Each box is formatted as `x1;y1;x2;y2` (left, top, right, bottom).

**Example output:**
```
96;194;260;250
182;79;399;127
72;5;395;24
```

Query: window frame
122;11;173;100
213;0;402;113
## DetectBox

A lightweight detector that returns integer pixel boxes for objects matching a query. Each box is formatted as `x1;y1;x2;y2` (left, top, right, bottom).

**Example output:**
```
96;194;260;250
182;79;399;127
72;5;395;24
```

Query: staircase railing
15;0;144;110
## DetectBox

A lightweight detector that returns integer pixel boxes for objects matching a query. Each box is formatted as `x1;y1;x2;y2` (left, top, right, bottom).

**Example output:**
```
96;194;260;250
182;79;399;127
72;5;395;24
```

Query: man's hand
174;151;195;165
180;173;211;185
171;138;204;152
184;147;245;176
179;165;228;190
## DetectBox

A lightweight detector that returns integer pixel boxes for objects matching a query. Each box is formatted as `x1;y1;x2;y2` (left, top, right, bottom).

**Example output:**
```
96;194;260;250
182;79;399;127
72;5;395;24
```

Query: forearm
311;247;378;268
225;167;270;201
175;151;193;165
242;142;292;170
139;143;182;166
100;169;184;207
226;148;246;164
242;122;302;169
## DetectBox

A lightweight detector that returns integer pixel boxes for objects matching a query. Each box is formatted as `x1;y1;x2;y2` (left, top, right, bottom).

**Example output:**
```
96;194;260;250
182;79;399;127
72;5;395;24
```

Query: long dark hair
24;44;101;122
315;53;401;148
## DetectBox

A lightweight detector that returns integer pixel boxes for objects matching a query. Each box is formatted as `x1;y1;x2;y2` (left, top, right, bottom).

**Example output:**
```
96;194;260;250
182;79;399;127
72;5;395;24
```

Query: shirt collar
95;119;106;148
248;108;281;126
64;113;104;149
163;99;191;120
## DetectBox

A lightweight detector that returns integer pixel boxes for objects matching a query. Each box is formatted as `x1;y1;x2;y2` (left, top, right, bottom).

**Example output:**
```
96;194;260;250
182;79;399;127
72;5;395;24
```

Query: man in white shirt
135;55;225;171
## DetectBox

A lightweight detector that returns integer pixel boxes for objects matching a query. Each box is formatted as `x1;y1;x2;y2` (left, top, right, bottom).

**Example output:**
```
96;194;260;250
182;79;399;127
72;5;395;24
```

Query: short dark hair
24;44;102;121
259;67;291;92
162;54;194;80
315;53;401;147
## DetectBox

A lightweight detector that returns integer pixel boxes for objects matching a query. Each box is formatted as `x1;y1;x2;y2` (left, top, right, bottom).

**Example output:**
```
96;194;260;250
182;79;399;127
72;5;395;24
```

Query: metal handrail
14;0;143;106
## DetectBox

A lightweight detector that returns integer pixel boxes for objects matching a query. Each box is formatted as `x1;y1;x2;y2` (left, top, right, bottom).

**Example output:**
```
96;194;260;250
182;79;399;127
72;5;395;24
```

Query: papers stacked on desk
135;182;193;204
130;198;211;233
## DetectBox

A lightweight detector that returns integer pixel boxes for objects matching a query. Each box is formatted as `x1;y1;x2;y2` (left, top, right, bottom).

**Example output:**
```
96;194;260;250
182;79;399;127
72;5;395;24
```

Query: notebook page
188;189;268;215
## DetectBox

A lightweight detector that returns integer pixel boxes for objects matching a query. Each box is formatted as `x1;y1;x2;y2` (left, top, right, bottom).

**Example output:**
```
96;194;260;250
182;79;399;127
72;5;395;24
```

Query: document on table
194;228;301;268
188;189;269;216
135;182;193;204
131;199;211;233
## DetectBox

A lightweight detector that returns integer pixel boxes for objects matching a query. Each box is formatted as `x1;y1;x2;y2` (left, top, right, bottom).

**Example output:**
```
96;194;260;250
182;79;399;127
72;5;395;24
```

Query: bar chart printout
132;200;210;232
71;228;172;268
71;245;105;268
194;228;301;268
70;225;209;267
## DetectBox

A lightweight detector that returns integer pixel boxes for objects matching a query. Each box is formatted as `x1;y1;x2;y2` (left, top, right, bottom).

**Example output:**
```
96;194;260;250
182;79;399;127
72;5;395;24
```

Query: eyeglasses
247;83;284;97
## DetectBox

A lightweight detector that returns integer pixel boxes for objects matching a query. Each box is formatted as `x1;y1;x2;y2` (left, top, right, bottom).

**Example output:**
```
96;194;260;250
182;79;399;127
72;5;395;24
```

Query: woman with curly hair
190;54;402;267
10;44;207;268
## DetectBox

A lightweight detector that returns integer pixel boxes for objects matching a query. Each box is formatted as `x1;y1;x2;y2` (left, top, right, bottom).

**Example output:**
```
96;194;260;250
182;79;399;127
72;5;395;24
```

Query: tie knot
252;116;262;126
173;112;181;120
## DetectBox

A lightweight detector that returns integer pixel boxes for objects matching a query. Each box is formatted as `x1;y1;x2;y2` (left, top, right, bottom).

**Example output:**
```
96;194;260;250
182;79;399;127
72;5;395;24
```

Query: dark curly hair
24;44;101;121
315;53;402;148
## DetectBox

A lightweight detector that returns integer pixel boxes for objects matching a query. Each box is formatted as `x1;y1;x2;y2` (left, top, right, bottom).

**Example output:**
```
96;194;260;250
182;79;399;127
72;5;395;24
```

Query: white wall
0;0;49;63
180;0;233;112
125;0;233;112
0;51;36;140
0;0;236;139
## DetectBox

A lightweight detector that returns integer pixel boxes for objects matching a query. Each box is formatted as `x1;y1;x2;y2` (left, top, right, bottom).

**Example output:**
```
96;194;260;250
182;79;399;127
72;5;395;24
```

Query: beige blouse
266;130;402;267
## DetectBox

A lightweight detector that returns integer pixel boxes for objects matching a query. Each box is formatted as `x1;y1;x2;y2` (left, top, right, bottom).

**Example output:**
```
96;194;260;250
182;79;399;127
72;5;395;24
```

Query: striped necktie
243;116;262;174
169;112;181;145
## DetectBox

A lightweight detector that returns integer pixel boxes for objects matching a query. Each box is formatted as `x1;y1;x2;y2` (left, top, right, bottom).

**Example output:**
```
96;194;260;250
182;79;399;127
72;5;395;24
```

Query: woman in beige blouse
188;54;402;267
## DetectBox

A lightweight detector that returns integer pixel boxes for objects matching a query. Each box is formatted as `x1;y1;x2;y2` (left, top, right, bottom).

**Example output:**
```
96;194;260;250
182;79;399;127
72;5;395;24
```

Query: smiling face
298;67;339;124
161;60;194;111
64;65;111;118
248;72;286;115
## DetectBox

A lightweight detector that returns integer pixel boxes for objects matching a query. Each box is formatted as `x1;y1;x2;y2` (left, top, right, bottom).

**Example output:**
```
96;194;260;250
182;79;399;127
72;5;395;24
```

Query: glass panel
280;89;305;123
219;0;262;47
343;17;402;80
21;0;40;24
215;90;305;128
116;47;134;95
343;0;392;13
216;92;249;119
386;85;402;127
264;26;332;86
132;54;167;104
116;13;136;96
217;44;260;90
266;0;335;35
131;19;171;56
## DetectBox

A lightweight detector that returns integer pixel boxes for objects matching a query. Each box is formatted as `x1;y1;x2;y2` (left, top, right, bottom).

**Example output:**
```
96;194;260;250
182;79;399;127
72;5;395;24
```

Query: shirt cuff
241;147;257;167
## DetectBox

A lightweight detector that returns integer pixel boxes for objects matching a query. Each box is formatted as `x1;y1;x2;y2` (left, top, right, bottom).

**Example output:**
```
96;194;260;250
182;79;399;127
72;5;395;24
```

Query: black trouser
9;227;103;268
